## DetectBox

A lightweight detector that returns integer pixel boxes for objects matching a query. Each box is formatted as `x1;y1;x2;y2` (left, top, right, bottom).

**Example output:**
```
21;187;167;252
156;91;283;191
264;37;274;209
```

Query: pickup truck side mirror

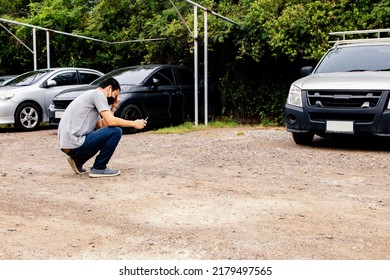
300;66;313;77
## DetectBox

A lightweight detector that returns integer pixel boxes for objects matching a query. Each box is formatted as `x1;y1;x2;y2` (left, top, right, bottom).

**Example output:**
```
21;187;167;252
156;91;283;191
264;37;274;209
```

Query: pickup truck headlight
0;94;15;102
287;85;302;108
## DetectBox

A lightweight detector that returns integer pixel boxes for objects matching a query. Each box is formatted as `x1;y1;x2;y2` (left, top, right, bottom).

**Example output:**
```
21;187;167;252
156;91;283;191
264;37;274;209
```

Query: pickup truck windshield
315;44;390;73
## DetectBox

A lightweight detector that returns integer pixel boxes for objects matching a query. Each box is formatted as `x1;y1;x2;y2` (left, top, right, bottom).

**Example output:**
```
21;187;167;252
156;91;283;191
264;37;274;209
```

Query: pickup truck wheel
292;132;314;145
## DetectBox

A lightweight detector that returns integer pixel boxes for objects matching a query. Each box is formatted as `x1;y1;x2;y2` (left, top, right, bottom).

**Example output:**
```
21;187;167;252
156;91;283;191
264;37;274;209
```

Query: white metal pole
33;28;37;70
182;0;237;25
204;11;208;126
194;6;198;126
46;30;50;68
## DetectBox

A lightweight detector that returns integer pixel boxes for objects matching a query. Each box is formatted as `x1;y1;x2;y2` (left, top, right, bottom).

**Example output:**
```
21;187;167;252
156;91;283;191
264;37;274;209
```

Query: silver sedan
0;68;103;131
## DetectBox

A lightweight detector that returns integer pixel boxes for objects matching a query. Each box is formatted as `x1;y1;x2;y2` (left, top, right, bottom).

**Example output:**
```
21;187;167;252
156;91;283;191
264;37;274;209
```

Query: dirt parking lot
0;126;389;260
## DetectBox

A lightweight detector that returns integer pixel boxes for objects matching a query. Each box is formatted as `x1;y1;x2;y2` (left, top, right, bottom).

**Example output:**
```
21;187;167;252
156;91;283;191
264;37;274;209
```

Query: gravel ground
0;126;389;260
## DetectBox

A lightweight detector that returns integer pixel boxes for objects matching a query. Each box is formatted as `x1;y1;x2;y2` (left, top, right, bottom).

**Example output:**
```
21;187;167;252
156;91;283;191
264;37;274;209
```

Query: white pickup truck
285;29;390;144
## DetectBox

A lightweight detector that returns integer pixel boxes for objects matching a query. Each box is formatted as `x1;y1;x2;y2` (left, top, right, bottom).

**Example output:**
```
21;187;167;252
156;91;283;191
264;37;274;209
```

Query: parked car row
49;64;222;133
0;64;221;132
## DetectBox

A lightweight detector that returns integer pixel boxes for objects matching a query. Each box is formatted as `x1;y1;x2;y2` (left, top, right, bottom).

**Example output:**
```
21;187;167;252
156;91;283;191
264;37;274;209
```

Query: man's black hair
98;77;121;91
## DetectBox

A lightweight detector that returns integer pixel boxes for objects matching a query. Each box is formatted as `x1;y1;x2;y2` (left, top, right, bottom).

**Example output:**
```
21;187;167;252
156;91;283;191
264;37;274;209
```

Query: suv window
146;68;175;86
52;71;78;86
315;45;390;73
79;71;101;84
177;68;194;85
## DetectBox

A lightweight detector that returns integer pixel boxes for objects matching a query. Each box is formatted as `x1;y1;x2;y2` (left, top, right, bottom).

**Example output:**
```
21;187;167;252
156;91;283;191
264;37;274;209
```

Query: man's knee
110;126;122;139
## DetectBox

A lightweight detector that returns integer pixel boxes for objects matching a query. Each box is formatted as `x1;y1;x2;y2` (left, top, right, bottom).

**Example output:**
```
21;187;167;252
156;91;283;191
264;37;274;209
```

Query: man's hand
113;97;120;108
111;97;120;113
132;119;148;130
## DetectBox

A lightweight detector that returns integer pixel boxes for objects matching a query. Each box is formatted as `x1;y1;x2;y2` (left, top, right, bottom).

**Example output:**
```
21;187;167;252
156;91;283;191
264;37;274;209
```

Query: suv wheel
119;104;143;134
292;132;314;145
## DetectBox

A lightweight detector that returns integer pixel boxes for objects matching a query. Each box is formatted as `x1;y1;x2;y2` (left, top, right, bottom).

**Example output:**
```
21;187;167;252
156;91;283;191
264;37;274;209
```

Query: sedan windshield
315;45;390;73
91;66;156;86
5;70;52;86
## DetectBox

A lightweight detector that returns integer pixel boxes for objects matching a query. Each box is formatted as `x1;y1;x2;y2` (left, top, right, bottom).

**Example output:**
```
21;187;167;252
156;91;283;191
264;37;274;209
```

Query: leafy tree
0;0;36;17
374;0;390;27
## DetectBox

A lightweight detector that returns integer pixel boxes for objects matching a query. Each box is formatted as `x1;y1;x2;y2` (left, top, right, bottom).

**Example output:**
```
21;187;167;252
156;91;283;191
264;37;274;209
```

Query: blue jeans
67;126;122;170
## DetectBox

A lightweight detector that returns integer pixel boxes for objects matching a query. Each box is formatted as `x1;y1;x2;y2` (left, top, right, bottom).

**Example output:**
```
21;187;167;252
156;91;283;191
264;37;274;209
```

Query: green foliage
374;0;390;27
237;0;380;62
152;121;207;134
0;0;35;17
153;119;240;134
0;0;389;124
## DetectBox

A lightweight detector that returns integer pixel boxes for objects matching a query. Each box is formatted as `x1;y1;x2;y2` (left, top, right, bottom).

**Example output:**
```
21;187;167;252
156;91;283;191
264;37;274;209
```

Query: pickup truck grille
309;112;375;122
306;90;382;108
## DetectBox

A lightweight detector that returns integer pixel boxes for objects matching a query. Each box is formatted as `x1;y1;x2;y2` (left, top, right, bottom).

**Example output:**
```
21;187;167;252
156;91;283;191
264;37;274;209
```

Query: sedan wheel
14;102;41;131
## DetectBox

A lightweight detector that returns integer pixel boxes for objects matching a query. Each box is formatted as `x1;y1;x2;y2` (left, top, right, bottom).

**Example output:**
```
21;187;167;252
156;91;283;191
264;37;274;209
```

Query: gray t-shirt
58;89;110;149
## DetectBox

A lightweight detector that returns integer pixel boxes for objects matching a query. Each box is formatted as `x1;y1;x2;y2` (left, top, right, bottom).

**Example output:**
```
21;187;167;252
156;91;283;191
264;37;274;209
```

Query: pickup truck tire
292;132;314;145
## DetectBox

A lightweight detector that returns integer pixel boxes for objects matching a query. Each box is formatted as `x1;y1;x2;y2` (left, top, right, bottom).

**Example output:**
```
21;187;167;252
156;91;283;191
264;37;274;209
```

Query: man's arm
98;110;147;130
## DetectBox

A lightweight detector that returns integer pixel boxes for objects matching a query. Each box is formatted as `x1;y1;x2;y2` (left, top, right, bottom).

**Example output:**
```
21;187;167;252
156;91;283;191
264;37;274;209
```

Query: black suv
49;64;221;131
285;29;390;145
